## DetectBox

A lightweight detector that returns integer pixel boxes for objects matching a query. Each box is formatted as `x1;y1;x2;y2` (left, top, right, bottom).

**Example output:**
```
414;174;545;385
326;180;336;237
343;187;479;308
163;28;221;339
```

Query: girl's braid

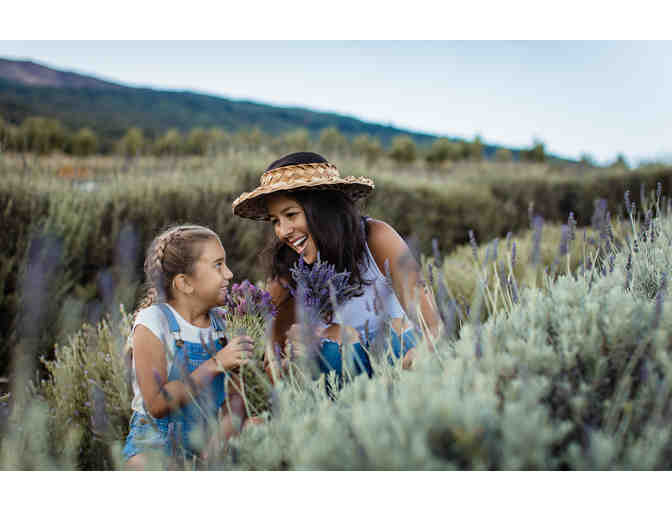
132;226;191;324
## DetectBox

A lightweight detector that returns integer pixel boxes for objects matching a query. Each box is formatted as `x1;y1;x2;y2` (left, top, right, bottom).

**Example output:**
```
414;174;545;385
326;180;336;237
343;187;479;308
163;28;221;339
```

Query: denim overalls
122;304;227;462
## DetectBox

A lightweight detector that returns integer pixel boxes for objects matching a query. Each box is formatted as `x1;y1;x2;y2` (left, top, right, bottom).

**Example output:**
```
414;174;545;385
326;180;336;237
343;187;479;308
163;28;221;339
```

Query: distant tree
468;135;484;161
184;127;210;155
0;116;7;151
117;127;145;157
611;153;629;170
352;134;383;165
494;148;513;162
522;139;546;163
235;127;268;152
207;127;231;155
70;127;99;156
389;135;417;164
19;116;67;154
318;126;349;155
426;138;461;164
283;128;311;153
580;153;596;167
153;128;183;156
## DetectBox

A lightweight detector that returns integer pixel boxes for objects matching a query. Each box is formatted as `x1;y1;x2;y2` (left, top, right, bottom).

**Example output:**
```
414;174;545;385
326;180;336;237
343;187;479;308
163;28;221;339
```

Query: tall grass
2;180;672;469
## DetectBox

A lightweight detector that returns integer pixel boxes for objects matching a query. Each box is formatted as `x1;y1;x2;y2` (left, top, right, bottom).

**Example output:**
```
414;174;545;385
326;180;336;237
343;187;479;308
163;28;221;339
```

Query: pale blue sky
1;40;670;165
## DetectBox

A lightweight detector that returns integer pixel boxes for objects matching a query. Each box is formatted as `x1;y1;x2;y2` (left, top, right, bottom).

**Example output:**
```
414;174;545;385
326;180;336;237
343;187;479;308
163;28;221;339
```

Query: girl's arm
366;219;441;342
133;325;252;418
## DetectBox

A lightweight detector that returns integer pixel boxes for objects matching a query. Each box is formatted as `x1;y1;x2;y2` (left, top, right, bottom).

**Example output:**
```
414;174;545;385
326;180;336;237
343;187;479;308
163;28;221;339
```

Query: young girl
232;152;439;381
123;224;254;468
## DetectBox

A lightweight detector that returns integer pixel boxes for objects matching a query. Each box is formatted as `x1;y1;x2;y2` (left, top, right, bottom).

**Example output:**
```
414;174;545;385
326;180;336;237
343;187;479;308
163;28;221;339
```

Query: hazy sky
1;40;670;165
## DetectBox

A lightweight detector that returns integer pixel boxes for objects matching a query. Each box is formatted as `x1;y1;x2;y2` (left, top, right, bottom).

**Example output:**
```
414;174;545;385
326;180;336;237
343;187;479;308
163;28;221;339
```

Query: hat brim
232;177;374;221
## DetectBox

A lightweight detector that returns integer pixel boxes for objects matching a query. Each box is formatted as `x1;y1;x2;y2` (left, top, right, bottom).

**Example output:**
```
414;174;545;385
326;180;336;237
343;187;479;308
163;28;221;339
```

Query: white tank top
330;219;406;344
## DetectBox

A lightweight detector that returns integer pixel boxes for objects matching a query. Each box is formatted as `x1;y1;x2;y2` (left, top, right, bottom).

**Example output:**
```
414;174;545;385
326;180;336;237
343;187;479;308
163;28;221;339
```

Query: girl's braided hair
132;224;220;323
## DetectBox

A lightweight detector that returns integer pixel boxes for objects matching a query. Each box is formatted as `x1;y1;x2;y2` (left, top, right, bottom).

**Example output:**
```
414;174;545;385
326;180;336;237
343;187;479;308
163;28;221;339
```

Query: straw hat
232;162;375;221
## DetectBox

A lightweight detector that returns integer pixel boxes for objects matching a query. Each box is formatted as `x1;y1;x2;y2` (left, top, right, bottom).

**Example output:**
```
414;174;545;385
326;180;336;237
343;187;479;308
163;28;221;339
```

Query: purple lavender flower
223;279;277;319
289;253;361;326
468;230;480;265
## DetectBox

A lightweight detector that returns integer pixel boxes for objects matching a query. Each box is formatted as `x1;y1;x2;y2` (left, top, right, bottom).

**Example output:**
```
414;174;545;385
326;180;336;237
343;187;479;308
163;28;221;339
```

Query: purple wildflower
558;224;570;258
530;215;544;266
289;253;361;326
468;230;480;265
624;190;632;217
224;279;277;319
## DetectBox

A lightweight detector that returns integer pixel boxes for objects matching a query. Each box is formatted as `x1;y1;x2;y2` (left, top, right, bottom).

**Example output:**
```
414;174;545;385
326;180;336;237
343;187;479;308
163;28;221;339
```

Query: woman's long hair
261;152;371;293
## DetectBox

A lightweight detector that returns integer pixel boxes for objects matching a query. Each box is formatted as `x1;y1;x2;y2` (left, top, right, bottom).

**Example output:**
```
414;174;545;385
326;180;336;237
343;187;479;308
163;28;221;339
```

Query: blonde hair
132;224;220;323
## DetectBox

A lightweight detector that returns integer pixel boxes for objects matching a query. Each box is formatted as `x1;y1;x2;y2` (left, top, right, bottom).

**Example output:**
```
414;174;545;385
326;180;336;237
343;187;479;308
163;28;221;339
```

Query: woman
232;152;439;379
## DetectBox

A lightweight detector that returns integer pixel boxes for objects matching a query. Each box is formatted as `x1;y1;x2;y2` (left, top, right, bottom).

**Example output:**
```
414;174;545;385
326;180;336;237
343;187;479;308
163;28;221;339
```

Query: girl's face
187;238;233;307
267;194;317;263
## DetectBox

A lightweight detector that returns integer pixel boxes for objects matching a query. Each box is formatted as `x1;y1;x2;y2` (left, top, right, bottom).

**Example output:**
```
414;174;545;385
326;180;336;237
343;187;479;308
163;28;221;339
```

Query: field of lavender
1;150;672;469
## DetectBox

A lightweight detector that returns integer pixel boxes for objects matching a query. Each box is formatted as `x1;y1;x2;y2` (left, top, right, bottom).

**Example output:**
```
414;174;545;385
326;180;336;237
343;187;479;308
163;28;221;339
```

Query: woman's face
266;194;317;263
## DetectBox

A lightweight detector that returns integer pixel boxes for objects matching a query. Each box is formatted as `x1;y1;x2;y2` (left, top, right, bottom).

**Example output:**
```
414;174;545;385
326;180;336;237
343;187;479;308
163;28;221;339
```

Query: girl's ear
173;274;194;296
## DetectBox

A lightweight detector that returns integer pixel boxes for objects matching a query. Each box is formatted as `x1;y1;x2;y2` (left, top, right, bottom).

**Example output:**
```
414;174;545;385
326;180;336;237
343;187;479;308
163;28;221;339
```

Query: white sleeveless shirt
329;219;407;344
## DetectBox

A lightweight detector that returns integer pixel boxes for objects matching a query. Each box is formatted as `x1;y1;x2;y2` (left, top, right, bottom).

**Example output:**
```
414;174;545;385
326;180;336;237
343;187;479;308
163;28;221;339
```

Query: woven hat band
260;163;340;187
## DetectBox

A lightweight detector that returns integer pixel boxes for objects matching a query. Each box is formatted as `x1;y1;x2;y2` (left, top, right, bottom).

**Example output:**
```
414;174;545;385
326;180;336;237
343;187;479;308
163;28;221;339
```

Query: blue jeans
317;328;419;390
123;339;226;462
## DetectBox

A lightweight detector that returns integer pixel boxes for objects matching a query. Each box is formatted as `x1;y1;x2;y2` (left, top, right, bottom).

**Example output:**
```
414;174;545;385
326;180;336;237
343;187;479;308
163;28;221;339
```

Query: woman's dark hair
262;152;371;293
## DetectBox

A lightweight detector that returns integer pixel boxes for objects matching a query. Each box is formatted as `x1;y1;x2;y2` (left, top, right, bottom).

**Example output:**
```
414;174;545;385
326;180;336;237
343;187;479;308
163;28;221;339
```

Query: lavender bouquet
289;253;362;347
221;280;277;415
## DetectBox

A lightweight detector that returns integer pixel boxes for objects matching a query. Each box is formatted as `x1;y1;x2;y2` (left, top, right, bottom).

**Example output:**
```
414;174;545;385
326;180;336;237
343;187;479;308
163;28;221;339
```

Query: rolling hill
0;57;534;159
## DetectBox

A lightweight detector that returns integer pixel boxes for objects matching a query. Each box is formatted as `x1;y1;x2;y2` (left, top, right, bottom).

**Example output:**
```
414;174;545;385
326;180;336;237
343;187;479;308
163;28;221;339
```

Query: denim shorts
123;412;172;461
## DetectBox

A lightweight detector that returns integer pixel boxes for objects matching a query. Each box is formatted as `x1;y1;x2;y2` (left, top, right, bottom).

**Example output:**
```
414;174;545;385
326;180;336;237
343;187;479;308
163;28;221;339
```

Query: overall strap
158;303;183;346
209;309;225;332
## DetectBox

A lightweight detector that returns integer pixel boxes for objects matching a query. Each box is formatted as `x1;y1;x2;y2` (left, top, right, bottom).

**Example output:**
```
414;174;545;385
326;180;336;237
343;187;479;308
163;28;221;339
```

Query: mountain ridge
0;57;554;161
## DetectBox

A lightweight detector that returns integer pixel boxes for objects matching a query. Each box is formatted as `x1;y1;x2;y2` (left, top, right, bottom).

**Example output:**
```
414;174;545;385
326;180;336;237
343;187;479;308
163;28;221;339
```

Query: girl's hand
215;335;255;370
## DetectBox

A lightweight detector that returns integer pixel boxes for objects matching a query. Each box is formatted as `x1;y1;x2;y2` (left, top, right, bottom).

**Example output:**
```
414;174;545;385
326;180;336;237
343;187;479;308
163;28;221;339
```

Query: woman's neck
167;298;211;328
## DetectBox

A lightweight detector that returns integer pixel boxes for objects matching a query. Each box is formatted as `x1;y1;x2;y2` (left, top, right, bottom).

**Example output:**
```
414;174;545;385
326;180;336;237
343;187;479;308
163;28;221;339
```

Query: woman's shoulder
365;218;408;266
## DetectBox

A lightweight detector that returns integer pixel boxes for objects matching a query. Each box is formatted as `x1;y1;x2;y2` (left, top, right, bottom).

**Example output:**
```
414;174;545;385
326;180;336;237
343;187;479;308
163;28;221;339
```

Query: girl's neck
167;298;211;328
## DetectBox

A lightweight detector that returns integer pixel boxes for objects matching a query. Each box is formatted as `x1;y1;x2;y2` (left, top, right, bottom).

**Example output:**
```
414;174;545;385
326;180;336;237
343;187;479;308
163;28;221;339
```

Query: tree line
0;114;624;167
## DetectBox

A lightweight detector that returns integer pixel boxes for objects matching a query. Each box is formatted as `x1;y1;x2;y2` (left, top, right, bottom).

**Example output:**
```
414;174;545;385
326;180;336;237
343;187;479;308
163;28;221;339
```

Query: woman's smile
267;194;317;263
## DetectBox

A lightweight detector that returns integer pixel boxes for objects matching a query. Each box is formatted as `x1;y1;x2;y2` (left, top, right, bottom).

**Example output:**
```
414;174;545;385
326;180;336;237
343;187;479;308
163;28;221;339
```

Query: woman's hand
215;335;255;371
284;323;313;359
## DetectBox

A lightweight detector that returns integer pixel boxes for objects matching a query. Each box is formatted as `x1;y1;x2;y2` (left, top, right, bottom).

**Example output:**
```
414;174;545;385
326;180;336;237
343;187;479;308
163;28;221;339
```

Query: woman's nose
278;220;293;239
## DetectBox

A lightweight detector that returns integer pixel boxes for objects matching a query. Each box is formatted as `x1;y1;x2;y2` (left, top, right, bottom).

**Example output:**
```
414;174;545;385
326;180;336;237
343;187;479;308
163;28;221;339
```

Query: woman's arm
133;325;252;418
366;219;440;341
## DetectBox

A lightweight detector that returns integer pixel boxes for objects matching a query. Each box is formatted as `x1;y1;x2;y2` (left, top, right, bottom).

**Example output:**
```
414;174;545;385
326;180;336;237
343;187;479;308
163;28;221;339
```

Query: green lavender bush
215;187;672;470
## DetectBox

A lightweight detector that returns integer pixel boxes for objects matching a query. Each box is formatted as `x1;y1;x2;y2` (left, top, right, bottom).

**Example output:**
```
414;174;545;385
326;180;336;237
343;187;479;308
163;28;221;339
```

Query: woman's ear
173;274;194;296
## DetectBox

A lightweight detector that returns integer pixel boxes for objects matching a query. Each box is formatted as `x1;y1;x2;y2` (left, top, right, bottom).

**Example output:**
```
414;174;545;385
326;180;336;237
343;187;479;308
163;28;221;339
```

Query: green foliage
17;117;67;154
39;309;133;468
352;134;383;166
468;135;484;161
611;154;629;170
69;128;99;156
522;139;546;163
426;138;461;165
389;135;417;163
281;128;311;153
580;153;596;167
318;126;349;156
152;128;183;156
116;127;145;157
4;179;672;469
494;148;513;162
